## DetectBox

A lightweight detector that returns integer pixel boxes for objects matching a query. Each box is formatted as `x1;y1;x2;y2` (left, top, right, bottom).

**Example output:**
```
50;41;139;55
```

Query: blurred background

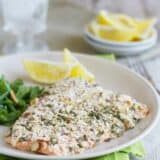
0;0;159;54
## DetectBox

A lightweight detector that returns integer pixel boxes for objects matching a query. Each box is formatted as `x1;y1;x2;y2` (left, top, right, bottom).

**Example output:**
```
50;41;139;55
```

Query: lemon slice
96;11;136;29
115;14;136;28
90;11;137;42
23;60;70;84
133;18;156;40
97;26;136;42
96;12;121;28
63;48;78;64
96;10;112;25
89;21;136;42
89;11;156;42
64;49;95;82
88;21;99;36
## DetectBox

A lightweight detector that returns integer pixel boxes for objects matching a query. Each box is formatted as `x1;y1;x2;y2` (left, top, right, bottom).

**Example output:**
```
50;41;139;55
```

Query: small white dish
0;51;159;159
84;28;158;56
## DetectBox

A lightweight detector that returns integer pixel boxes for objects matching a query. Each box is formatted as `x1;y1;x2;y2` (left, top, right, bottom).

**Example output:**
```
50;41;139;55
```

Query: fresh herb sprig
0;76;43;125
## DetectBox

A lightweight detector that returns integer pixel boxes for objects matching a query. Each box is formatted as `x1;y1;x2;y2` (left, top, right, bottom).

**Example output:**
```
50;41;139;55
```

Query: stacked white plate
84;28;158;56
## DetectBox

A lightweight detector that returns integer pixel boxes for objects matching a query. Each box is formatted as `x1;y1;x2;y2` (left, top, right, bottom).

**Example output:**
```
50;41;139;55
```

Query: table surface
0;0;160;160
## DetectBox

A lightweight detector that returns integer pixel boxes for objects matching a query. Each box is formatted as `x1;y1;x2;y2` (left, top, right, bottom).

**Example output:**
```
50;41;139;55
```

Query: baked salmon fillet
5;78;149;156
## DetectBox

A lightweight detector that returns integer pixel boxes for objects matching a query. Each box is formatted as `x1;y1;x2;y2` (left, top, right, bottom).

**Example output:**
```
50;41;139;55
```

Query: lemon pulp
64;48;95;82
23;60;70;84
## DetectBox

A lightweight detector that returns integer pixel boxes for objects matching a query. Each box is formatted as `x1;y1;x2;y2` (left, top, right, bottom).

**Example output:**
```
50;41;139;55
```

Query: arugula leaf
0;105;20;125
0;77;43;125
3;98;16;112
10;79;24;93
0;106;9;123
0;76;10;100
16;85;31;99
29;86;43;100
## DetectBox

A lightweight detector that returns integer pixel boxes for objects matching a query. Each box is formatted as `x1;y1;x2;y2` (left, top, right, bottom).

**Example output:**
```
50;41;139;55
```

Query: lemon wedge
96;11;135;28
133;18;156;40
89;21;136;42
96;10;112;25
90;12;137;42
115;14;136;28
89;11;156;42
97;26;136;42
63;48;95;82
23;60;70;84
63;48;78;64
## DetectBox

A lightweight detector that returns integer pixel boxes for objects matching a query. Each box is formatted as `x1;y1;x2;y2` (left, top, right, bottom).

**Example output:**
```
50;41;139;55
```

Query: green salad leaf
0;76;10;101
0;76;43;125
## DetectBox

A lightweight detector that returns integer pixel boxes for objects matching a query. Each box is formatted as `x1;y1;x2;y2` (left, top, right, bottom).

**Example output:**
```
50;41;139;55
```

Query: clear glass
1;0;49;54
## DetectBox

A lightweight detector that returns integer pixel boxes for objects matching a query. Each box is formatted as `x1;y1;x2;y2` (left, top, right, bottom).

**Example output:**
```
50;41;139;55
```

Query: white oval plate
0;51;159;159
